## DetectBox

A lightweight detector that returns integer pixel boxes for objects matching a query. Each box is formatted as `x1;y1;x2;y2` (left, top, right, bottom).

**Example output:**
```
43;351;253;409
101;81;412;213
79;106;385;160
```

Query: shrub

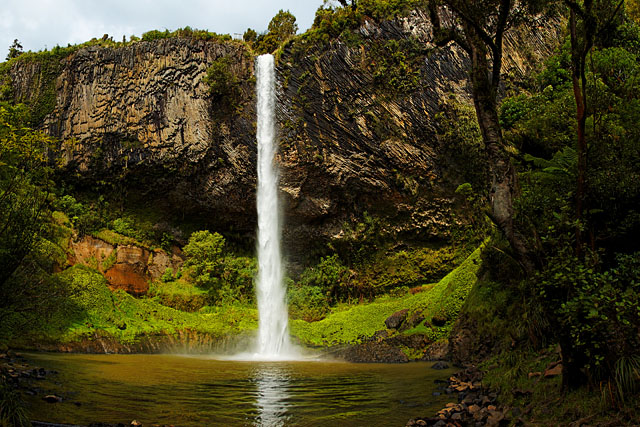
0;380;29;427
182;230;256;303
299;254;349;301
183;230;225;288
535;249;640;391
203;57;240;110
141;30;171;41
287;284;329;321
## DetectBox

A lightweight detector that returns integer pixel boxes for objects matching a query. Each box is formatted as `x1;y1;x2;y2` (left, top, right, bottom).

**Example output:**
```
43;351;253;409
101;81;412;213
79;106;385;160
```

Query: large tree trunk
465;25;535;275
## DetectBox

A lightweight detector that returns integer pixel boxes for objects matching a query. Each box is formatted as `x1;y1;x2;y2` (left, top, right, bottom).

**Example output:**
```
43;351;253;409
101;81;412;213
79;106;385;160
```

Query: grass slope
290;244;484;346
8;265;257;347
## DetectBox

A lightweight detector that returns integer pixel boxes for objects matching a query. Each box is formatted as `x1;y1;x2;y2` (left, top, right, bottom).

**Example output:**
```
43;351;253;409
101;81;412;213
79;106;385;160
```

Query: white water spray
255;54;292;359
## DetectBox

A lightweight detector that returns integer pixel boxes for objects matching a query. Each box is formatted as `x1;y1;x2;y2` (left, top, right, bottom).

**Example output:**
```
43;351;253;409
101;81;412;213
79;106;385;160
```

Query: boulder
339;341;409;363
43;394;62;403
431;361;449;370
385;309;409;330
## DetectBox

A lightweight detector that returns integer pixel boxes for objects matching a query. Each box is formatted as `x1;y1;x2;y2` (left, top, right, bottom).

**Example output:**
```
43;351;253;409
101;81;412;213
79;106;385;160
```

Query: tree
0;104;54;288
6;39;23;60
243;28;257;43
183;230;226;289
324;0;358;10
564;0;624;256
427;0;549;275
267;9;298;42
254;10;299;54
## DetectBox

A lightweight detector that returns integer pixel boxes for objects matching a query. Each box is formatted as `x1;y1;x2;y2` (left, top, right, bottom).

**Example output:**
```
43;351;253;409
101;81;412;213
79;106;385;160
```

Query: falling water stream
255;54;293;359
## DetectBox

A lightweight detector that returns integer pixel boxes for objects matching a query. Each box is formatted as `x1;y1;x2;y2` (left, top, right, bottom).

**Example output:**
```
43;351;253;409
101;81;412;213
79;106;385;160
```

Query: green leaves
182;230;256;303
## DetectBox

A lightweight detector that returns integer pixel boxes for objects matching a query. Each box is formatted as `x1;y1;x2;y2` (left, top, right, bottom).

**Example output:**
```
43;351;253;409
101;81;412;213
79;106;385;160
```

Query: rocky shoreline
407;367;512;427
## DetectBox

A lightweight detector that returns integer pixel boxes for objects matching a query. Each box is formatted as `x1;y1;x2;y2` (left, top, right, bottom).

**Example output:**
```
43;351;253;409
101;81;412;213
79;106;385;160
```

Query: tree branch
565;0;587;18
491;0;512;88
428;2;471;53
447;2;498;52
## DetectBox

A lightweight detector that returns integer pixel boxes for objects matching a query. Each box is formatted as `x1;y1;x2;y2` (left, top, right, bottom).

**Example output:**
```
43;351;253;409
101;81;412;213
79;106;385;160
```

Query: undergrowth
290;244;483;346
5;265;257;347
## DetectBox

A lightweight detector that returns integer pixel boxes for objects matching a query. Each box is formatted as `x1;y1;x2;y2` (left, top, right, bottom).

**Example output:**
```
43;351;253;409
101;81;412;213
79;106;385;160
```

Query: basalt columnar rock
1;11;562;257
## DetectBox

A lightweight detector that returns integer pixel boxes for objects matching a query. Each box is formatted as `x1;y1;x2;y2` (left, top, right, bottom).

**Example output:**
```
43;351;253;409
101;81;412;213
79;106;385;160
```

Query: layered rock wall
3;11;562;257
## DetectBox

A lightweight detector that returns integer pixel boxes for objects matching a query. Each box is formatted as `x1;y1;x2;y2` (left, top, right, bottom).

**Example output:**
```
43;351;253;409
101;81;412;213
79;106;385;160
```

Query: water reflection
253;364;291;427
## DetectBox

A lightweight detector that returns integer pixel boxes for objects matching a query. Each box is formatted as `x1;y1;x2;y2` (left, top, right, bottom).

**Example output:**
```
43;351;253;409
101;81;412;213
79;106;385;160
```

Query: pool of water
24;353;453;426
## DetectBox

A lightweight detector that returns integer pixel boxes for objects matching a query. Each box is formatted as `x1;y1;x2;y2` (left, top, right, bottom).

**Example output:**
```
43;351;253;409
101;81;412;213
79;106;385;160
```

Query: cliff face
3;11;561;256
276;10;561;253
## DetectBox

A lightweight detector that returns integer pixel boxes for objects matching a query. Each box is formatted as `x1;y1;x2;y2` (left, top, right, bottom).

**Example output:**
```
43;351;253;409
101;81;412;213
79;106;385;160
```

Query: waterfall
255;54;292;358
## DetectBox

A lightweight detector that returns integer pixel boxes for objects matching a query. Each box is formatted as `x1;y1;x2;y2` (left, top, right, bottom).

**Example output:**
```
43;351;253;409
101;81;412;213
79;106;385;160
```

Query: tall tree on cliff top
427;0;551;274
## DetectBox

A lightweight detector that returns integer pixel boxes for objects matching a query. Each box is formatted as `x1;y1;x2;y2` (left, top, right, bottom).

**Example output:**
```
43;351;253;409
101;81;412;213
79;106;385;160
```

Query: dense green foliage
183;230;256;303
248;9;299;54
464;5;640;412
291;244;483;346
203;57;241;110
141;27;232;42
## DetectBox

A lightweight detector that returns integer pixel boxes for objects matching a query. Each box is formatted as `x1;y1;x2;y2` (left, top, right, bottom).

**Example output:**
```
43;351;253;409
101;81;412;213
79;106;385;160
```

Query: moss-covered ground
4;242;483;353
290;245;483;346
5;265;257;348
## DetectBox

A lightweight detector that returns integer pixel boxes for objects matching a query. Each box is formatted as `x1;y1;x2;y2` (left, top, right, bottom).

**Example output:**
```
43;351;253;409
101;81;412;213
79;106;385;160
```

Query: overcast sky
1;0;325;55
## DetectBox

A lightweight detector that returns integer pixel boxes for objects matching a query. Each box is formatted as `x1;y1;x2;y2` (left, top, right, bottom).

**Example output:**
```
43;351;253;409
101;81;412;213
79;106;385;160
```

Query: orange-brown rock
105;264;149;296
70;236;115;272
116;245;149;267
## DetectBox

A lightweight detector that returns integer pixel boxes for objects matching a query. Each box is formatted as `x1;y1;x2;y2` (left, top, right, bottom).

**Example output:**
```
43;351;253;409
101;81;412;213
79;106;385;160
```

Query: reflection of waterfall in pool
254;365;291;427
253;53;300;360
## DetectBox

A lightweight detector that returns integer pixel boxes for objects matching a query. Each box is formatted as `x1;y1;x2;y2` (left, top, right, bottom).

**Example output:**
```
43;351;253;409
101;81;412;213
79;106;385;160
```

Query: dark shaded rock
423;340;449;361
43;394;62;403
339;341;409;363
431;361;449;370
385;309;410;330
431;314;447;327
399;311;425;332
373;329;390;340
448;312;494;366
388;333;431;349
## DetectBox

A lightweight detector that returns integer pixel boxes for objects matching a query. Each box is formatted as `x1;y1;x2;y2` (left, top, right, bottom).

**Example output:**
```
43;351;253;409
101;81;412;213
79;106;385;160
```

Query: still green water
24;353;454;426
